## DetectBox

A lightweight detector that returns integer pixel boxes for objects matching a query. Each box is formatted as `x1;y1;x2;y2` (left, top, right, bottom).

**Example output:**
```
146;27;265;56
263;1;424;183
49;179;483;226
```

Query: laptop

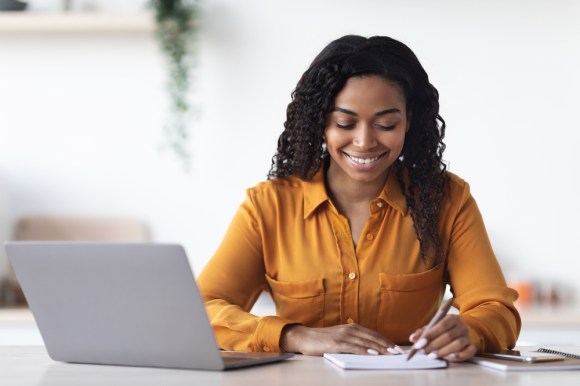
5;241;293;370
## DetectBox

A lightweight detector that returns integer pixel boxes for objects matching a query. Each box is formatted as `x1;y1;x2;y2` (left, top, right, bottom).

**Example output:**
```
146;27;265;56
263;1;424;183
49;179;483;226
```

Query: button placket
330;203;360;326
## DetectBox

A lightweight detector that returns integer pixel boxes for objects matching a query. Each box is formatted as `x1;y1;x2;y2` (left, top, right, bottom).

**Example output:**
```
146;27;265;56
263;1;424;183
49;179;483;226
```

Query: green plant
150;0;198;170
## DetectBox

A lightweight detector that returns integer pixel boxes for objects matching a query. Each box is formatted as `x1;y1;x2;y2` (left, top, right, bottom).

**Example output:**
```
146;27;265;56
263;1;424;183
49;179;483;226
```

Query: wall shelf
0;12;155;33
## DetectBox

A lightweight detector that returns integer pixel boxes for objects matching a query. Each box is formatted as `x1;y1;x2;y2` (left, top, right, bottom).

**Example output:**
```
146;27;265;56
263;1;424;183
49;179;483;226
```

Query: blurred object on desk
510;279;535;307
508;276;573;309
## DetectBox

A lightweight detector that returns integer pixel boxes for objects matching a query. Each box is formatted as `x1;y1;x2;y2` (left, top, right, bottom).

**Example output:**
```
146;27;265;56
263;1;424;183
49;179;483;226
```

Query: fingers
418;315;476;362
329;324;403;355
408;328;424;343
442;344;477;362
283;323;404;356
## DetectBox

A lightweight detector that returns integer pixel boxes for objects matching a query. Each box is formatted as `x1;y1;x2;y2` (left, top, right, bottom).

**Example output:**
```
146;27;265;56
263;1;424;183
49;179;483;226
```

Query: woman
197;35;520;362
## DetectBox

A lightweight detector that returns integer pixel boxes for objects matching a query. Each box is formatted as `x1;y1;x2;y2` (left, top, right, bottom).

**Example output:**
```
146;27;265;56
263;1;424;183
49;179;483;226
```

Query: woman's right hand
280;324;403;356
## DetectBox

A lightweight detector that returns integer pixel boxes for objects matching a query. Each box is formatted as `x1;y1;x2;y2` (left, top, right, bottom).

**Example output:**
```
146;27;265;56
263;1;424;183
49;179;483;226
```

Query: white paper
323;353;447;370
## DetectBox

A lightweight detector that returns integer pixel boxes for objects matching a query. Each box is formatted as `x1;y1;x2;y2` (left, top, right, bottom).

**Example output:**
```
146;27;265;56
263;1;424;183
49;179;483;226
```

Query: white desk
1;346;580;386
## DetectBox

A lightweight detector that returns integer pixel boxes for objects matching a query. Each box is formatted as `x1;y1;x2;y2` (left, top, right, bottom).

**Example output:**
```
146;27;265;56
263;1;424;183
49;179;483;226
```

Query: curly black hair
268;35;448;265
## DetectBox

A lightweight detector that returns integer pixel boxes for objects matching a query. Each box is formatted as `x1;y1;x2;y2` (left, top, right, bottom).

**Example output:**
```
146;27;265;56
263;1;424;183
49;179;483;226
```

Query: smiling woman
324;76;408;247
325;76;407;187
196;35;520;362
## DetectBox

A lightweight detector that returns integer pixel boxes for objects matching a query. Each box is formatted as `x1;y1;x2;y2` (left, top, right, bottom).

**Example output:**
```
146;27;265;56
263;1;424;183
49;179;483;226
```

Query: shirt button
377;201;384;208
348;272;356;280
366;233;374;241
263;346;271;352
347;318;354;324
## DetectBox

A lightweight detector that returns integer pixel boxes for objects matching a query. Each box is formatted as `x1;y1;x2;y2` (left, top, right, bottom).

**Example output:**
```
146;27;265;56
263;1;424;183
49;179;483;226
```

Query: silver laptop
5;241;293;370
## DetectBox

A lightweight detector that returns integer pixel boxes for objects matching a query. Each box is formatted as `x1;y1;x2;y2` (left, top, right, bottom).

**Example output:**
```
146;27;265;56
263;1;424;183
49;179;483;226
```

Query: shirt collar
379;168;408;215
302;166;408;219
303;168;330;219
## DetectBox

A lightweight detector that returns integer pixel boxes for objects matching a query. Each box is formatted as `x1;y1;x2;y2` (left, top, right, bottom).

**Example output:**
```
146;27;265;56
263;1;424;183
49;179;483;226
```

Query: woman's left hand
408;315;477;362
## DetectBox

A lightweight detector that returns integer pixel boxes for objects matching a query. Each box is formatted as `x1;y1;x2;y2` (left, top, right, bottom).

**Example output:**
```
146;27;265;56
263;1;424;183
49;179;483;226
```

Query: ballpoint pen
406;297;454;361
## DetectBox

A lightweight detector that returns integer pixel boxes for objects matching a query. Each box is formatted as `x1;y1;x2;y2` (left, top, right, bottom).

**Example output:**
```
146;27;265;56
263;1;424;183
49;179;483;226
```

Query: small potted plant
150;0;198;170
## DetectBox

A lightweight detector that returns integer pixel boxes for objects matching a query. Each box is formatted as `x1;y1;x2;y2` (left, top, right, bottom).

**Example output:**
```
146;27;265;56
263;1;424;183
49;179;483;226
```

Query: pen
406;297;454;361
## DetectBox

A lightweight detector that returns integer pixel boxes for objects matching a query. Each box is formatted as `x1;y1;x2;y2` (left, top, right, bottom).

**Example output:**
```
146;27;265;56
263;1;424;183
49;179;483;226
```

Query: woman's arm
197;193;295;352
446;181;521;352
199;187;401;355
410;178;521;361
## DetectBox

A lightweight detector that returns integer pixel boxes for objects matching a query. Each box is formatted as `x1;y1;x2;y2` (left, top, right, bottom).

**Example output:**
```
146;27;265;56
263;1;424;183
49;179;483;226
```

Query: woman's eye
336;122;355;129
377;123;396;130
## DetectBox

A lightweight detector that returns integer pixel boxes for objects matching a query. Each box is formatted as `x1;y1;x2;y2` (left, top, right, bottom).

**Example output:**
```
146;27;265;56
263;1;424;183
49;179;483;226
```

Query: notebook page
323;353;447;370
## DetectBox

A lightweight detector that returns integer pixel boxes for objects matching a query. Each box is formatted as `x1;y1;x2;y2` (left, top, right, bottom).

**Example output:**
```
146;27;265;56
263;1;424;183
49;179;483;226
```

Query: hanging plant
150;0;198;170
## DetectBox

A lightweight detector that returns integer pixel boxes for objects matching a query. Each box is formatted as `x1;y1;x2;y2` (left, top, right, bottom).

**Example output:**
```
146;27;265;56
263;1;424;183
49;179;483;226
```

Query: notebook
536;347;580;360
5;241;293;371
470;348;580;371
323;353;447;370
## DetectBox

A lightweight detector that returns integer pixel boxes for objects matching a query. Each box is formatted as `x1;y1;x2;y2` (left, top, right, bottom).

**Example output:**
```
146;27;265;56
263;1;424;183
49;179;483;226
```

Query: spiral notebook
470;348;580;371
536;348;580;360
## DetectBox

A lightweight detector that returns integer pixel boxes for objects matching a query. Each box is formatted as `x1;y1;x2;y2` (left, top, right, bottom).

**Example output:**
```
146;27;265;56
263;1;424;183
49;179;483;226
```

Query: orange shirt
197;168;521;353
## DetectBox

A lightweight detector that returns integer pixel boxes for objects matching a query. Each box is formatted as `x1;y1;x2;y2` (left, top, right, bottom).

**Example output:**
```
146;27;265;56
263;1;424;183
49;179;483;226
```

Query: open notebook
6;242;293;371
324;353;447;370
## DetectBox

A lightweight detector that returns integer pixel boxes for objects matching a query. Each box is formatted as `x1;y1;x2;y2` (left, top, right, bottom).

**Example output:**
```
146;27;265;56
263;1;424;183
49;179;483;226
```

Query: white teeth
347;154;382;165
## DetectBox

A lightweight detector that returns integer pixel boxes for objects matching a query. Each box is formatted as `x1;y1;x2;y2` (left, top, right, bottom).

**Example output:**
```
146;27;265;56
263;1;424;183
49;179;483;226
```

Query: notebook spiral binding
537;348;580;360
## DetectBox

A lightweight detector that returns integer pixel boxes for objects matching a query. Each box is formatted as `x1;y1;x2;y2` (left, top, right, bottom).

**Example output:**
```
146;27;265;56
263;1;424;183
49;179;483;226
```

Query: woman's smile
342;150;389;166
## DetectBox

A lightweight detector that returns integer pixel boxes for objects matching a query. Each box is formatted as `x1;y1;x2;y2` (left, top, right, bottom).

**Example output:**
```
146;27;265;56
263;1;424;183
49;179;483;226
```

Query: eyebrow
333;107;401;116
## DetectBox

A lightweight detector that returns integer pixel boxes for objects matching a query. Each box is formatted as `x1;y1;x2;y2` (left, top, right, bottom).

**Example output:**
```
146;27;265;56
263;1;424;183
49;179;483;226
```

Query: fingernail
414;338;427;349
367;348;379;355
427;352;438;359
387;347;399;354
409;332;416;341
394;345;405;354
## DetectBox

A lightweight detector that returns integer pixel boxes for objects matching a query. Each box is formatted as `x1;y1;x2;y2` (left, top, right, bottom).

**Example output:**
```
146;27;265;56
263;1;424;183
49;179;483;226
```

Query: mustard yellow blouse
197;168;521;353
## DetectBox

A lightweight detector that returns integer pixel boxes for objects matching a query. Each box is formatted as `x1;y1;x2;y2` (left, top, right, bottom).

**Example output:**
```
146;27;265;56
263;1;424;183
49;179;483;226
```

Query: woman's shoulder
443;170;473;203
445;171;468;189
246;175;308;198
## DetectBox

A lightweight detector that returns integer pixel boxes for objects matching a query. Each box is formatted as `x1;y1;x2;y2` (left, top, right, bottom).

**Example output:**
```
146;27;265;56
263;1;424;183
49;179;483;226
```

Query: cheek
383;132;407;159
324;128;346;149
383;131;406;148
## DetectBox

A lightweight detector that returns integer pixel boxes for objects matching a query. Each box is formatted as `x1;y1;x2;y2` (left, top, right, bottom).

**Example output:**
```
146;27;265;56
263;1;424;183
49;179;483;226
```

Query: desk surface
1;346;580;386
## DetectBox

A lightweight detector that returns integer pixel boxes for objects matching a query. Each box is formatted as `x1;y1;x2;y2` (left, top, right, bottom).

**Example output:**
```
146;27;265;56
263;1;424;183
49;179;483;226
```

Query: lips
343;151;388;165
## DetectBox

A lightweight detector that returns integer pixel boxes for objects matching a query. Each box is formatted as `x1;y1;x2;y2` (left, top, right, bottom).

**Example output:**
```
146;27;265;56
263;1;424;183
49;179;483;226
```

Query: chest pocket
265;275;325;327
377;264;445;344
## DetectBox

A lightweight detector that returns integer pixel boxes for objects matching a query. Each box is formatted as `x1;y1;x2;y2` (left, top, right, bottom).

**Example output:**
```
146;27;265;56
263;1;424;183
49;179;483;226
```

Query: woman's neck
325;164;389;208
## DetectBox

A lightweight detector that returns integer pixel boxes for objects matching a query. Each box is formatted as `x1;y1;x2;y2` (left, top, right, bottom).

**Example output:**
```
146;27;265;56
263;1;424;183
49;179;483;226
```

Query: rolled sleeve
253;316;297;352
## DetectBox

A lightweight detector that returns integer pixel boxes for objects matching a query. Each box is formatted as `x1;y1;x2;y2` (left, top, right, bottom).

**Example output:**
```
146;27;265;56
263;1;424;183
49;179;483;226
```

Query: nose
352;125;377;151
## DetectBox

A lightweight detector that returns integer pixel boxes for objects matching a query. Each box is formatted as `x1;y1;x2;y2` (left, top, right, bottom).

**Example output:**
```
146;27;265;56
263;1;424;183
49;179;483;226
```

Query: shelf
0;12;155;33
518;304;580;326
0;308;34;324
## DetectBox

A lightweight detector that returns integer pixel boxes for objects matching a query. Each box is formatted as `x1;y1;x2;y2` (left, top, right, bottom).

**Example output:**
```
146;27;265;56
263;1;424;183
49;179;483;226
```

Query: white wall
1;0;580;303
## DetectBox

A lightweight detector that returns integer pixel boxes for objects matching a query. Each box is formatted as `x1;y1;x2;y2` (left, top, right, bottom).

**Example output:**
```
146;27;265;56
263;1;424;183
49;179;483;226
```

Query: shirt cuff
253;316;296;353
467;324;484;352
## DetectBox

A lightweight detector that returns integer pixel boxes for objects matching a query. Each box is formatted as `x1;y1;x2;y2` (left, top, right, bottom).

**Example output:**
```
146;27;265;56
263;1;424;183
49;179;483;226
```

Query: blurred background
1;0;580;342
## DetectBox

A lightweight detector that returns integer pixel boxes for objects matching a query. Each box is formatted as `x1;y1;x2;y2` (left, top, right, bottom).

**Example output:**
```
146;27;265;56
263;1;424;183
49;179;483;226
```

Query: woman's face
325;75;408;186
